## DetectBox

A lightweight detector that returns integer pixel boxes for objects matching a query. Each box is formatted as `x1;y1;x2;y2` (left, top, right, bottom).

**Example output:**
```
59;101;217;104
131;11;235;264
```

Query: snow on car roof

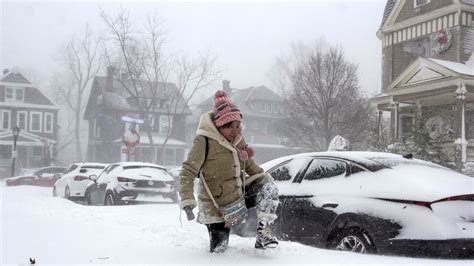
113;161;166;169
261;151;404;171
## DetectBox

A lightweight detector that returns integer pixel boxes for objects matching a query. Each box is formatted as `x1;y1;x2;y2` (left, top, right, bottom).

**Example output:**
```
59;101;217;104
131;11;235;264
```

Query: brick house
371;0;474;170
188;80;303;164
84;67;191;168
0;68;60;176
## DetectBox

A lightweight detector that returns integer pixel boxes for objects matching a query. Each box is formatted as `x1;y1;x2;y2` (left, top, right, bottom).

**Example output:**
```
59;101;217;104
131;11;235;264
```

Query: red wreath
437;30;447;45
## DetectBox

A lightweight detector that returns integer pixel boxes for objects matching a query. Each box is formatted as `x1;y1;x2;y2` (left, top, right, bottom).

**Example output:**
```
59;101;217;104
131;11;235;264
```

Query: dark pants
206;222;230;253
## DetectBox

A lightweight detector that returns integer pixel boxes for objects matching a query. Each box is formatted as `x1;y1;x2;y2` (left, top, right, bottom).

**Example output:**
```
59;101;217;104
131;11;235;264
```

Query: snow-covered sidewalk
1;185;473;265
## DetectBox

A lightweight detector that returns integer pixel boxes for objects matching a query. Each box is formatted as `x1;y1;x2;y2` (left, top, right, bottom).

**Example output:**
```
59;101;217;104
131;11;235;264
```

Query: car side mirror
89;174;99;181
54;173;62;179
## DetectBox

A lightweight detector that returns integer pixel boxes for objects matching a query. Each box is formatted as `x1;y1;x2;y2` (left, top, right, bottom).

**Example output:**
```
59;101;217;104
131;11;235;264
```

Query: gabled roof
0;69;59;108
85;76;191;118
385;57;473;92
379;0;397;29
1;70;32;84
198;85;283;117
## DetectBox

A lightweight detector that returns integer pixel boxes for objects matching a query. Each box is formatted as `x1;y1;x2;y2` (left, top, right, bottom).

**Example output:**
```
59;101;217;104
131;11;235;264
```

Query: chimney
3;68;9;76
222;80;231;95
106;66;113;91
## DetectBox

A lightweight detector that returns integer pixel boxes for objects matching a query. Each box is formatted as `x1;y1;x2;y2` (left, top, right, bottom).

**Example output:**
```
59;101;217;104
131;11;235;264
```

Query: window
268;157;308;182
44;113;53;133
400;114;414;135
164;148;174;166
0;145;12;159
1;110;11;130
159;115;172;135
5;88;14;100
175;148;184;166
303;159;346;181
17;111;27;130
30;112;42;132
5;87;24;102
16;88;24;101
92;119;100;138
414;0;430;8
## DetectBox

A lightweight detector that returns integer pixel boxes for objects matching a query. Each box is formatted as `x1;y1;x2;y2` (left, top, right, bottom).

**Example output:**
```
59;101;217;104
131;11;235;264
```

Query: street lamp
12;125;20;177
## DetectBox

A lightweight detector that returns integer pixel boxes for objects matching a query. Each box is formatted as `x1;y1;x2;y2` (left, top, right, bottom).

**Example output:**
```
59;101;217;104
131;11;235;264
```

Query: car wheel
105;191;115;206
53;186;57;197
330;227;375;254
64;186;71;199
84;192;91;205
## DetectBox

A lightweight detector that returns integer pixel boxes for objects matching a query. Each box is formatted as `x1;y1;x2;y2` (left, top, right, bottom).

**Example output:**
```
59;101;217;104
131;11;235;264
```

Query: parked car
5;166;67;187
84;162;178;205
53;162;107;199
233;151;474;258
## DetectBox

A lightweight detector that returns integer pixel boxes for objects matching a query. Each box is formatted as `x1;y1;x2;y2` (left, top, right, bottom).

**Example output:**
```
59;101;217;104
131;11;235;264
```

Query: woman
179;90;279;253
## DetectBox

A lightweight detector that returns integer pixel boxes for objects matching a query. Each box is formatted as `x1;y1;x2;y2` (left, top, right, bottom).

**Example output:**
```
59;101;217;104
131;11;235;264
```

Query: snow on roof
428;57;474;76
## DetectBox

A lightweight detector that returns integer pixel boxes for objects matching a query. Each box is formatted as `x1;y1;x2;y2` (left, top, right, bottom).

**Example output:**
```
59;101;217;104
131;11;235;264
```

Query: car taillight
432;194;474;203
117;176;135;182
74;176;89;181
375;197;432;209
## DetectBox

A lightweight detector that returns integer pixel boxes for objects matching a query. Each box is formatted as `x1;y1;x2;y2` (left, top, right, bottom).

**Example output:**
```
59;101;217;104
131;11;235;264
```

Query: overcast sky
1;0;386;97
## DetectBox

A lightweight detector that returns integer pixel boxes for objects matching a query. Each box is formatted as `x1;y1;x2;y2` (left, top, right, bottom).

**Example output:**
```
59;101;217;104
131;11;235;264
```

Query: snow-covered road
1;185;473;265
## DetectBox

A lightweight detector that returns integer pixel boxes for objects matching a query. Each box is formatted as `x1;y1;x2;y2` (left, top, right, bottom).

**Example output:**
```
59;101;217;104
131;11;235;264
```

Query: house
188;80;302;164
371;0;474;170
0;68;60;176
84;67;191;168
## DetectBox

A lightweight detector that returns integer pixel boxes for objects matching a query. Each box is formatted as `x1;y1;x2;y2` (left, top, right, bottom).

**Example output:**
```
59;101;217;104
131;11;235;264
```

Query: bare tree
272;41;371;150
100;7;219;163
154;51;220;155
54;25;101;161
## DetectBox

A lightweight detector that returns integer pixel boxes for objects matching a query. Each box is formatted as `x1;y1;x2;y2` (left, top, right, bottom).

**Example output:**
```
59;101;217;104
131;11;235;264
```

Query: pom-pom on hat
212;90;242;127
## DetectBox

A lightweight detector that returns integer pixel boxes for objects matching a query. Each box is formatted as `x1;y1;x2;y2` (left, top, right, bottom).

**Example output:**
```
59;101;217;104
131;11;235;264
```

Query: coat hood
196;112;243;146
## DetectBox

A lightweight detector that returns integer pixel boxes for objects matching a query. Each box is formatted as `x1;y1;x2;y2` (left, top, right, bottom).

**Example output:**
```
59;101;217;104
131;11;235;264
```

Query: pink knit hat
212;90;242;127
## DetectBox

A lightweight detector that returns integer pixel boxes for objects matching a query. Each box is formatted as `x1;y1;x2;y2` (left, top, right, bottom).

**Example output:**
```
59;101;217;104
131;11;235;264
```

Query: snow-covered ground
1;185;473;265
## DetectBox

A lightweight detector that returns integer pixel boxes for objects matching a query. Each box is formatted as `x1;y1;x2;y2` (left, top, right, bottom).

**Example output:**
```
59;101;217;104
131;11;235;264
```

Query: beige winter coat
179;112;266;224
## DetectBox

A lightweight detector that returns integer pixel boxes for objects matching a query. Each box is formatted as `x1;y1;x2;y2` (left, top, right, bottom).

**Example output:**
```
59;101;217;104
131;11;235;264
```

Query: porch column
454;82;467;170
375;109;383;143
415;100;422;125
391;101;400;142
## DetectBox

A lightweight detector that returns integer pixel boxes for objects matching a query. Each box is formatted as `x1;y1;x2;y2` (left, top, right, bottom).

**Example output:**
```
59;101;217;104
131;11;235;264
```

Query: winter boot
207;222;230;253
255;222;278;249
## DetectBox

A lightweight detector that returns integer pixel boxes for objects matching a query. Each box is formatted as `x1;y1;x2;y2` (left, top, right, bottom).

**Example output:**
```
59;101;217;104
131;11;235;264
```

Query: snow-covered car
233;151;474;258
84;162;178;205
53;162;107;199
5;166;67;187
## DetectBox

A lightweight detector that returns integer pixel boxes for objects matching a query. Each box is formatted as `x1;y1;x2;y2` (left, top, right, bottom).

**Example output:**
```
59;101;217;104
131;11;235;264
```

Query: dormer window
414;0;430;8
5;87;24;102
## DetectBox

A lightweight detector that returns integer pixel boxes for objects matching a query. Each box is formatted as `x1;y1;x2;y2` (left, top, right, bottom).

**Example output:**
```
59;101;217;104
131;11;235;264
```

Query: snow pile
327;135;352;151
2;186;472;265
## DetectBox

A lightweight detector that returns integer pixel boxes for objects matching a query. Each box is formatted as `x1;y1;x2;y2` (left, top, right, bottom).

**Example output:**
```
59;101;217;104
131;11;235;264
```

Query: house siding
395;0;454;23
382;24;463;91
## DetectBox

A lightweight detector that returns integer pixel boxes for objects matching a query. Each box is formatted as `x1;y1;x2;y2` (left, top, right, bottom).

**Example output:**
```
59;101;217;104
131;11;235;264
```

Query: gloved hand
183;205;195;221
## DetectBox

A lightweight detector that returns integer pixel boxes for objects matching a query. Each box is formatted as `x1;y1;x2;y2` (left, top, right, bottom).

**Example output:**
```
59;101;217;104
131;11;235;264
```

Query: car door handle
322;203;338;208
